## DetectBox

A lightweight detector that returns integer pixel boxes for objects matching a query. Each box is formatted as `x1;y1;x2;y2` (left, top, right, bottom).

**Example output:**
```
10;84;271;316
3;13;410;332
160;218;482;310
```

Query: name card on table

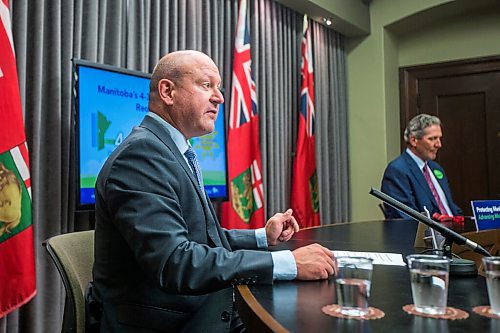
471;200;500;231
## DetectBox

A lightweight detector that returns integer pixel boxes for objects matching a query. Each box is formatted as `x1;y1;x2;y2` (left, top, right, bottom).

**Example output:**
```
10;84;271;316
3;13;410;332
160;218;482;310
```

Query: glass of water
406;254;451;315
334;256;374;316
482;256;500;315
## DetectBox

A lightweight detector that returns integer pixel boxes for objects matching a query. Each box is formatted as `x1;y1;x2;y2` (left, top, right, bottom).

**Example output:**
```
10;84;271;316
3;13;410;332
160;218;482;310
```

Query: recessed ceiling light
323;18;332;26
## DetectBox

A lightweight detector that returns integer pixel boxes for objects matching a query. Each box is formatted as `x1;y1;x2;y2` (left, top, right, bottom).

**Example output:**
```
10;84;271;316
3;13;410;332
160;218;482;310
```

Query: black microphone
370;187;491;257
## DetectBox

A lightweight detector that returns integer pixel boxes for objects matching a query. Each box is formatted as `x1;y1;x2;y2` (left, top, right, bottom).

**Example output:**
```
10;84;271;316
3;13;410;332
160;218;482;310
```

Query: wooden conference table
235;219;499;333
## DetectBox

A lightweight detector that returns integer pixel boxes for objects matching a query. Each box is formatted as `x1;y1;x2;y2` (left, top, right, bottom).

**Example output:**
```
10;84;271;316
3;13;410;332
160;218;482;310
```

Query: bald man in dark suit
87;50;335;333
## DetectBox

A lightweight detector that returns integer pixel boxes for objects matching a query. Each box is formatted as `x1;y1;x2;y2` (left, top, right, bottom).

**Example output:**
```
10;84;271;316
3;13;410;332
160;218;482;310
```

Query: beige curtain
2;0;349;332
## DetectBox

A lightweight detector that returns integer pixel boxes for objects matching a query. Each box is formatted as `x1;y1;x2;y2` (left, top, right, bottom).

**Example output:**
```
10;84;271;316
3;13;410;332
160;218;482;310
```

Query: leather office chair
43;230;95;333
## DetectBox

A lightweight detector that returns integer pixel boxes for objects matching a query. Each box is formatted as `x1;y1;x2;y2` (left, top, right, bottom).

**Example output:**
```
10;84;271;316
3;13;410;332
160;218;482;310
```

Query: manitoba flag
291;15;320;228
221;0;264;229
0;0;36;317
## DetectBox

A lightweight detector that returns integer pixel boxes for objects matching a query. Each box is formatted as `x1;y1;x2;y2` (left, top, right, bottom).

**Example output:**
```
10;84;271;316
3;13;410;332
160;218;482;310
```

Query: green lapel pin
433;169;444;180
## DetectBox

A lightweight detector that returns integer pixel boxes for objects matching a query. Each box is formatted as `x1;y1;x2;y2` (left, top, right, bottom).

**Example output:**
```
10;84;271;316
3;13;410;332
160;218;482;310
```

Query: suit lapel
140;116;224;247
428;161;453;206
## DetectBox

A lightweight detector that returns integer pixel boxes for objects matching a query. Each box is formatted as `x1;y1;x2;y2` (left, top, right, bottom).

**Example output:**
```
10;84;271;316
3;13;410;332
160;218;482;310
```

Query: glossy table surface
236;220;499;333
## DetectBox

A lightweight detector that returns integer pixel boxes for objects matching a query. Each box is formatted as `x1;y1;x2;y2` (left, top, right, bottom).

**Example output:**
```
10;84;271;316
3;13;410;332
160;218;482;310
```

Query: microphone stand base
450;258;477;277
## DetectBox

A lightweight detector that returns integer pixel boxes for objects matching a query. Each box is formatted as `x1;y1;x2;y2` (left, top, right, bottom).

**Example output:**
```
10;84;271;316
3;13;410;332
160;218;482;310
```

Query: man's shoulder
110;125;160;157
386;152;412;170
96;122;175;181
115;117;175;154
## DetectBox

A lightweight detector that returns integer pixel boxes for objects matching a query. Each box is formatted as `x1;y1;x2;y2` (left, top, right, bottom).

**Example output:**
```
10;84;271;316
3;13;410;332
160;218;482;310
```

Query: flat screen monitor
73;59;228;211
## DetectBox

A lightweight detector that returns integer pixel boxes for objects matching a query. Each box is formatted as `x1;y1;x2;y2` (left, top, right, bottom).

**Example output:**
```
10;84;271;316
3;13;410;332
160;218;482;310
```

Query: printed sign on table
471;200;500;231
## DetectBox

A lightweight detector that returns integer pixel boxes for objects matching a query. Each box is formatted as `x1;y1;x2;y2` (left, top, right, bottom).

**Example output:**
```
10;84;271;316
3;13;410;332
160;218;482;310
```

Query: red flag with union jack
221;0;264;229
0;0;36;317
291;15;320;228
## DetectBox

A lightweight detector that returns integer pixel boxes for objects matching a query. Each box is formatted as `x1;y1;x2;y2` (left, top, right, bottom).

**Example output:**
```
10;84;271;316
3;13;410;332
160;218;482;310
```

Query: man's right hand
292;243;336;280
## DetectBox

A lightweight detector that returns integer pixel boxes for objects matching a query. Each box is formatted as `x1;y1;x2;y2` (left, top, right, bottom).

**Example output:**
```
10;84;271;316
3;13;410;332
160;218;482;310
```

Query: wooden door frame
399;55;500;149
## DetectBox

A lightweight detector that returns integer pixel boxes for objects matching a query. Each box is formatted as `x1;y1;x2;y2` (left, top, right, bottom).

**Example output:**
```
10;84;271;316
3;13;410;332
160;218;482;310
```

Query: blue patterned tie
184;147;204;190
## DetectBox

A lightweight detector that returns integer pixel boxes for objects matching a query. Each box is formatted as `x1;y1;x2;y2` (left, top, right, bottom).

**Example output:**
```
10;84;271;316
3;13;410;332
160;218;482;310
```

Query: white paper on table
332;250;406;266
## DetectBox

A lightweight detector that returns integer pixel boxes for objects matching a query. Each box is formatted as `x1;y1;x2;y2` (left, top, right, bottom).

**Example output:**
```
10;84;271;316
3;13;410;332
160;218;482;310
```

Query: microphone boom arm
370;187;491;257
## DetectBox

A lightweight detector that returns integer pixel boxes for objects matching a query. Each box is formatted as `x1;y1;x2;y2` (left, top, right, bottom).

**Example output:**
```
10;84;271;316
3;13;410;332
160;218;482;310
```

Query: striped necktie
422;164;447;214
184;147;204;190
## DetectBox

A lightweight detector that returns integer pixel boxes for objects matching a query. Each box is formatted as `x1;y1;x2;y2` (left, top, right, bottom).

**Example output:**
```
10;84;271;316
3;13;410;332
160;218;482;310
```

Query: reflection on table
236;220;499;333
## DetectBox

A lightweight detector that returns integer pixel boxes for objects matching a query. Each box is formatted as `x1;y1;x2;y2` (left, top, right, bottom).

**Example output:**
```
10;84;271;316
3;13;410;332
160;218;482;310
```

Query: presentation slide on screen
189;104;227;199
78;65;227;205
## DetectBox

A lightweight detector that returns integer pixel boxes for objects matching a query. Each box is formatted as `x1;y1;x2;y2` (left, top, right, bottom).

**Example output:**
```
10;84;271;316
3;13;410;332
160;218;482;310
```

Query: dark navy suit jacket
90;115;274;332
381;151;462;219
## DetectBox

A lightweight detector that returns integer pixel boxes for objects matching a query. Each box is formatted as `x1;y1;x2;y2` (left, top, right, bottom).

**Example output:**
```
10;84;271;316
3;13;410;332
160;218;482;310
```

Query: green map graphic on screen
76;63;227;205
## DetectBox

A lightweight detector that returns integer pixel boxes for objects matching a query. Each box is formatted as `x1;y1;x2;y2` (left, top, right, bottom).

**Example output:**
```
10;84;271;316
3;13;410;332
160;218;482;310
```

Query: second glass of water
482;256;500;315
407;254;451;315
335;256;374;317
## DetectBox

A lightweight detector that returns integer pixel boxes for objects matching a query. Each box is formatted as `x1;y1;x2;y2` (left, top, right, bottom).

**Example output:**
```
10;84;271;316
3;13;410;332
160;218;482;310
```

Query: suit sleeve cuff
271;250;297;280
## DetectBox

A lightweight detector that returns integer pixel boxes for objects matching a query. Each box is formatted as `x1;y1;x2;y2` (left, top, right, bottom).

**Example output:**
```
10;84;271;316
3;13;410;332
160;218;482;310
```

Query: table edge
235;284;289;333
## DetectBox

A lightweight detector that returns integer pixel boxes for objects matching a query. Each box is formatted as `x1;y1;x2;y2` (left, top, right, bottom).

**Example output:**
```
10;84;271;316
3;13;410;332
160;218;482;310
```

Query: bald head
150;51;215;93
147;50;224;138
148;51;219;112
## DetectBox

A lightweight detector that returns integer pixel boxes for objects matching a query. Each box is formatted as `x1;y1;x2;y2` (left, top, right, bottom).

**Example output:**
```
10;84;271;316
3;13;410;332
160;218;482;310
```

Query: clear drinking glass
482;256;500;315
406;254;450;315
335;256;374;316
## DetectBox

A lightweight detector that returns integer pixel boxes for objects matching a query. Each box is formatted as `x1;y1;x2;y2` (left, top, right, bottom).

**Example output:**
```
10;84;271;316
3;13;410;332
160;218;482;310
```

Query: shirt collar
406;147;427;171
146;112;190;154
